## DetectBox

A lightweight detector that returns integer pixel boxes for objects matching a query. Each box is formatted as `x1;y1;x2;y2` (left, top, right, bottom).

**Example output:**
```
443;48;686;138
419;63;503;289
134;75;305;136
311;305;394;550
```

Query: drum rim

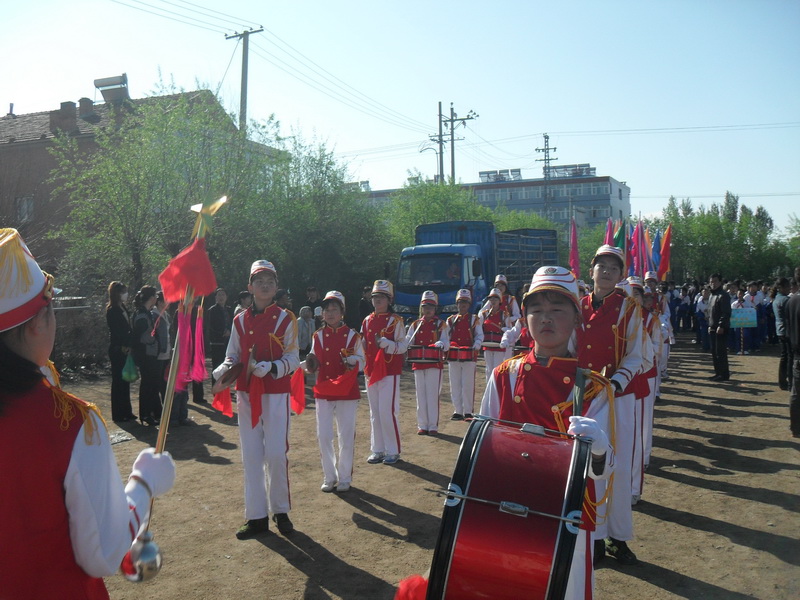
544;436;591;600
425;418;490;600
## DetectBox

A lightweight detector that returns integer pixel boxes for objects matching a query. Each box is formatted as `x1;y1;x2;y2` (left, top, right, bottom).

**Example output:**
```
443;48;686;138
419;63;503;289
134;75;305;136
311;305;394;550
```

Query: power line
167;0;260;29
110;0;227;34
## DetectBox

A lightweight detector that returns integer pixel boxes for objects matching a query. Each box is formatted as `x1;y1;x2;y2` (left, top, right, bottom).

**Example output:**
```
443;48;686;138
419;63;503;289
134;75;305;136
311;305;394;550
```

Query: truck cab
393;244;486;319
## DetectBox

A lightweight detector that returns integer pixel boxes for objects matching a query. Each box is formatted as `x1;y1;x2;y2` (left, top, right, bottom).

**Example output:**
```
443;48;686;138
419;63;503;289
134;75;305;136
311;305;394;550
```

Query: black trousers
790;358;800;436
778;336;793;390
109;347;133;421
710;331;730;379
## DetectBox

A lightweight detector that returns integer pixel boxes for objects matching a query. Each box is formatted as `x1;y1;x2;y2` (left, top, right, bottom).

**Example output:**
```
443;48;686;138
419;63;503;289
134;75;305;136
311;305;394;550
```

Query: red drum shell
407;345;444;364
447;347;477;362
482;331;504;345
426;419;590;600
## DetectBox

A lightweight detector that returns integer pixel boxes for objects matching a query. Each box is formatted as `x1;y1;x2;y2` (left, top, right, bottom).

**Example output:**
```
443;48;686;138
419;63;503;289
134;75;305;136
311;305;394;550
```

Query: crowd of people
3;221;798;599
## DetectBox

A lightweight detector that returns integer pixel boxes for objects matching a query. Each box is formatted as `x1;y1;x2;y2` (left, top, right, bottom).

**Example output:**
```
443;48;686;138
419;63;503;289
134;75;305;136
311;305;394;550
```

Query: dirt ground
62;334;798;599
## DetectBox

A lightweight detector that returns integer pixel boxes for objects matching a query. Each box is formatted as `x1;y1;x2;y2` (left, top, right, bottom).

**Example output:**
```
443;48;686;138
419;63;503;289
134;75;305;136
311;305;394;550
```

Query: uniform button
586;344;592;349
326;361;330;366
608;346;612;350
551;405;559;412
273;315;277;319
325;348;329;352
249;330;254;334
325;333;329;337
588;363;593;367
563;377;571;384
524;364;532;371
513;395;522;403
587;324;592;329
607;363;612;369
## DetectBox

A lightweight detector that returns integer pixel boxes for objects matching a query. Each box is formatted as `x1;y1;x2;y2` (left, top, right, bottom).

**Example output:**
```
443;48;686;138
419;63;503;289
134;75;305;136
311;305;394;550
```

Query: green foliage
647;192;793;283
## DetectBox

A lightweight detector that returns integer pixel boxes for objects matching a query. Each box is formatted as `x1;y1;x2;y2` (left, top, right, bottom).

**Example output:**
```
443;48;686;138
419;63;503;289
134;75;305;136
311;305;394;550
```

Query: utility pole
429;101;478;184
536;133;558;218
226;27;264;134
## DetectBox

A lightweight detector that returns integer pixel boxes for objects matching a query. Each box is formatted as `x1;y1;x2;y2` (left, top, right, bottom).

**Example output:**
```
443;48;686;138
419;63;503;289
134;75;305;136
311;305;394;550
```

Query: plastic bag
122;353;139;382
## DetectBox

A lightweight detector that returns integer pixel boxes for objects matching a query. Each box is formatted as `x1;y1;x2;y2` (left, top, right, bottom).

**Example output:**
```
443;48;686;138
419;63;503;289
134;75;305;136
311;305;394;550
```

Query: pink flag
603;217;614;246
569;218;580;277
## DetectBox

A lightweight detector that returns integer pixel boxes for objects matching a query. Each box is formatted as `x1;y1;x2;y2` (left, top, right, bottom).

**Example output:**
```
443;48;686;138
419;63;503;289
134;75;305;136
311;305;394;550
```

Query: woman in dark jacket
131;286;161;426
106;281;136;422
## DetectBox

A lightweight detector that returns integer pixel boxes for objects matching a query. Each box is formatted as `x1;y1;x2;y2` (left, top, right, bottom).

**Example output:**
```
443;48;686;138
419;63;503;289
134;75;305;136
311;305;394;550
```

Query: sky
2;0;798;233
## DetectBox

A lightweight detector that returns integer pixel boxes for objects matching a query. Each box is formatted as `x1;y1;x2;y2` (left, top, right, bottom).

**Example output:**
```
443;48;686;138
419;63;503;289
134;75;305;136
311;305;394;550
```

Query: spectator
297;306;315;358
206;288;232;385
773;277;792;391
784;268;800;438
275;289;293;313
234;291;252;316
106;281;136;422
695;286;711;351
358;285;374;328
707;273;731;381
131;286;161;426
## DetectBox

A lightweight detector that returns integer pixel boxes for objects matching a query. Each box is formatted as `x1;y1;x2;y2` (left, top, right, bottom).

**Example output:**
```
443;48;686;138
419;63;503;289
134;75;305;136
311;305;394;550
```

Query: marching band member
481;265;614;600
579;246;643;566
213;260;299;539
304;291;364;493
480;274;522;321
361;280;406;465
400;291;446;435
441;289;483;420
0;228;175;599
641;286;663;474
479;288;514;383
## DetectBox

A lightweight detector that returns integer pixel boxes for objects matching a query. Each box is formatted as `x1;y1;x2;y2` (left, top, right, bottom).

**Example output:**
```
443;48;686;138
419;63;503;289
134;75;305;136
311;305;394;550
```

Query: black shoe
718;376;730;382
708;375;722;381
235;517;269;540
451;413;464;421
141;416;158;427
606;538;638;565
464;413;474;420
272;513;294;535
193;398;208;404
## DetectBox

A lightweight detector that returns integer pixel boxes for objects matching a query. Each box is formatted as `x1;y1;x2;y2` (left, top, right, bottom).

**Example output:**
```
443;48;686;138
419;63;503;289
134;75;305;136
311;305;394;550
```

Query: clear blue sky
2;0;798;232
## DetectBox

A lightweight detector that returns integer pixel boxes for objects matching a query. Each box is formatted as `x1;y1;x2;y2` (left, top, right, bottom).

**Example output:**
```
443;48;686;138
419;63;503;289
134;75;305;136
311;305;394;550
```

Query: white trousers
413;368;442;431
483;349;510;382
660;342;670;378
366;374;401;456
236;391;291;519
448;360;477;415
643;376;657;466
316;399;358;486
607;392;635;541
564;529;594;600
632;395;644;497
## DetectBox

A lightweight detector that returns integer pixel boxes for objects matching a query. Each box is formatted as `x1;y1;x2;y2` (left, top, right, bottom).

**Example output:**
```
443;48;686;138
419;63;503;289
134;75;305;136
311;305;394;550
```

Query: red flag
569;218;580;277
248;373;266;428
290;368;306;415
603;217;614;246
314;368;359;399
394;575;428;600
158;238;217;303
657;224;672;281
212;387;233;417
367;349;388;387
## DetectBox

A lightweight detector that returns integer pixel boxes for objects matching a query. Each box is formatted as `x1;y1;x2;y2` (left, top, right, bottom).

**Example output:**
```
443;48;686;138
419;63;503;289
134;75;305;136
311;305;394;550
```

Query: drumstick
572;368;590;416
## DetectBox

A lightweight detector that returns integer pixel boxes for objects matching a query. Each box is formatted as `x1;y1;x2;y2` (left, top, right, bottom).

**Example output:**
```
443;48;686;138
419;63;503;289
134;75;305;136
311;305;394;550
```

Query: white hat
371;279;393;300
0;229;55;332
643;285;655;296
592;244;625;270
321;290;346;312
494;274;508;286
644;271;658;281
487;287;503;300
250;260;277;282
627;276;644;291
522;266;580;310
313;306;323;317
455;289;472;303
615;280;633;297
420;290;438;306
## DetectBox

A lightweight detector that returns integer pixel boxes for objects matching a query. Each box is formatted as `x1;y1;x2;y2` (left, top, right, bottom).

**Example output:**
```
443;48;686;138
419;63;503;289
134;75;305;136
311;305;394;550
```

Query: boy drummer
441;289;483;420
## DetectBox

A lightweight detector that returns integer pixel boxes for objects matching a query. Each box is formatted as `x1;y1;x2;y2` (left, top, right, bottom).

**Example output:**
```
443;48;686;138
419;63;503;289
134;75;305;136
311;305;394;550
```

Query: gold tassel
44;379;106;446
0;228;34;296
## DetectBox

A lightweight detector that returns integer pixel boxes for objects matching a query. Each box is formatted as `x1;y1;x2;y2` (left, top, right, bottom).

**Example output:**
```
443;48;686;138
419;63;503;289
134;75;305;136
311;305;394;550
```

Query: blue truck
392;221;559;319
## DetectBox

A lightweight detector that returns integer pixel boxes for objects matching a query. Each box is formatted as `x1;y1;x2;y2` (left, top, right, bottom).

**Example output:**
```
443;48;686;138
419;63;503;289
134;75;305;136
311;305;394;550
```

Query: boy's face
457;300;470;315
248;272;278;306
591;256;623;296
421;304;436;318
643;295;654;310
631;288;643;302
371;294;390;313
322;302;343;326
525;293;579;355
748;284;758;295
488;296;500;309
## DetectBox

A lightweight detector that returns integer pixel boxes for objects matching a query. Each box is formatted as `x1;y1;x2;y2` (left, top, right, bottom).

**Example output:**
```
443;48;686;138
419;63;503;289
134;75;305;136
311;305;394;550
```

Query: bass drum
426;418;590;600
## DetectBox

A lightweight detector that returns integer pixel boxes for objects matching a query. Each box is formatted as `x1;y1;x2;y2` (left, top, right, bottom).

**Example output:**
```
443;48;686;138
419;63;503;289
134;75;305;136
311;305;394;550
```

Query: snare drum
446;346;477;362
407;345;444;364
427;418;590;600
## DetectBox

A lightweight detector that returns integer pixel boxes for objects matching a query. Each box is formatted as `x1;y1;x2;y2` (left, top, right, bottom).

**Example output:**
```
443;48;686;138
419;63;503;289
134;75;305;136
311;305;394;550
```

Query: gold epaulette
495;354;525;376
44;380;105;446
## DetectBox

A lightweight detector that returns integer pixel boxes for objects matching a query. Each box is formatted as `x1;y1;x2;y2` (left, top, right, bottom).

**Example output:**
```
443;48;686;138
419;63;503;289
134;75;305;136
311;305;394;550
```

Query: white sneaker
382;454;400;465
321;482;336;493
367;452;385;464
631;494;641;505
336;483;350;492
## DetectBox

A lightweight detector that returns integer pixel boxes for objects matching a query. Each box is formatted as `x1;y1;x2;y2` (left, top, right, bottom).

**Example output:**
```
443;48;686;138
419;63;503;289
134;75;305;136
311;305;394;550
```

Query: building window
15;196;34;224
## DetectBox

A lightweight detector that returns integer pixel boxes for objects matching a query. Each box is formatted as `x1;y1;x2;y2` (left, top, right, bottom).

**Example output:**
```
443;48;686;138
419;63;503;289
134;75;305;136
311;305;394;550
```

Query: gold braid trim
495;354;524;376
44;379;105;446
0;228;34;294
268;311;299;358
44;360;61;387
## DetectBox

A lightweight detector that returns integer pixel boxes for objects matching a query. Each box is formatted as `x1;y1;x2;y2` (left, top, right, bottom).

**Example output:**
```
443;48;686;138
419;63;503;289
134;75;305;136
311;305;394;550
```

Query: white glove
568;416;610;457
212;359;234;380
433;341;445;350
377;337;391;350
252;361;272;378
129;448;176;497
499;340;509;350
501;326;510;333
472;341;482;350
345;355;359;366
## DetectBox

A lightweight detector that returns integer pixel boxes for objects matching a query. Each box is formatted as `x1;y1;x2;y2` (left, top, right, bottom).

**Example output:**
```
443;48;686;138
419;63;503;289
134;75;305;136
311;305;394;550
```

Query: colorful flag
290;368;306;415
657;224;672;281
651;229;662;273
569;218;580;278
313;368;359;399
603;217;614;246
158;238;217;303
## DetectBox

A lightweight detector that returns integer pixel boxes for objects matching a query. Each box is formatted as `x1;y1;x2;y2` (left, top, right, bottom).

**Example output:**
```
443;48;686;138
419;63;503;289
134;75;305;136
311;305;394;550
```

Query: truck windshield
397;255;463;292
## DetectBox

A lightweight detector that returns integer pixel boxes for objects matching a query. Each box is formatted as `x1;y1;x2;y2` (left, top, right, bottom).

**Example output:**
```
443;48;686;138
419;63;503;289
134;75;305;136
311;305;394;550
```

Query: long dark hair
134;286;157;312
0;328;45;413
107;281;127;310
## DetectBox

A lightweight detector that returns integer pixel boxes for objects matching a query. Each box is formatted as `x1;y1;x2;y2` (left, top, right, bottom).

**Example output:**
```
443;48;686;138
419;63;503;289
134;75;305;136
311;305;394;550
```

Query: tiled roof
0;90;221;145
